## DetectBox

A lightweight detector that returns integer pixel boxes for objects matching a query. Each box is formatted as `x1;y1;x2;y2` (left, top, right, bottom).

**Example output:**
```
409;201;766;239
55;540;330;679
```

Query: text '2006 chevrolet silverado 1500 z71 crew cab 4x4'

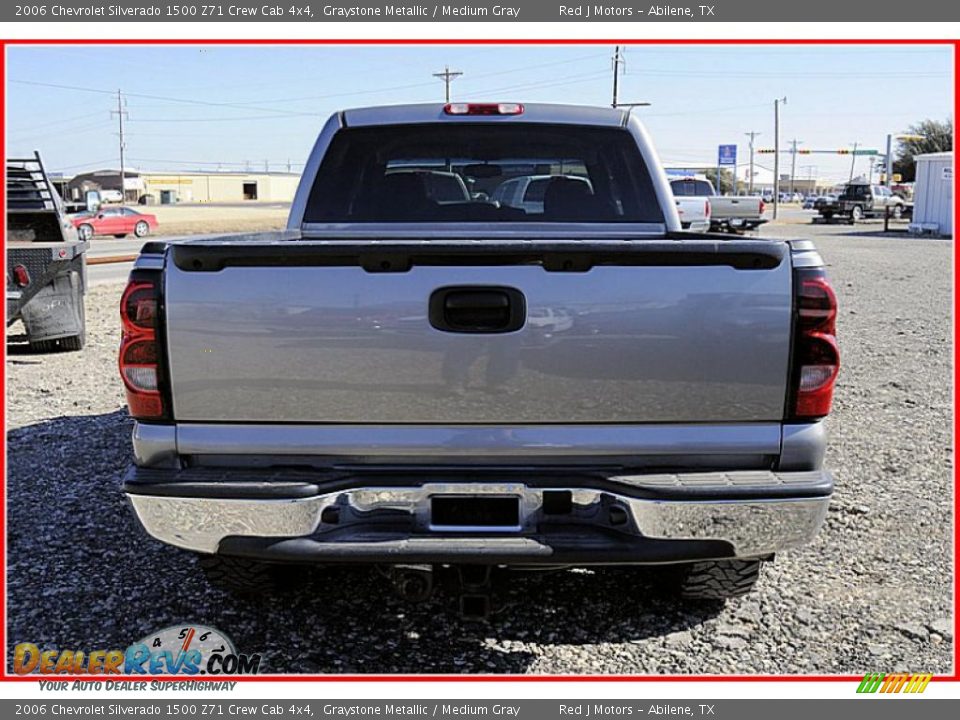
120;103;839;615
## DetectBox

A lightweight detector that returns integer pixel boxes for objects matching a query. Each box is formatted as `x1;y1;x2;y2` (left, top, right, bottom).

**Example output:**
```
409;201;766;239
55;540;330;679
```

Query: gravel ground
6;221;954;675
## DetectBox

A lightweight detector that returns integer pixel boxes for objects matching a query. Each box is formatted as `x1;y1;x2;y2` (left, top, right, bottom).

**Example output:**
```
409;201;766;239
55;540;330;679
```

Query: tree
893;118;953;182
703;168;737;195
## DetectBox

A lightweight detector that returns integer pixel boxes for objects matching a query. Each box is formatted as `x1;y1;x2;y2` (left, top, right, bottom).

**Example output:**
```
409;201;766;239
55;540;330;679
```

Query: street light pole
611;45;625;108
744;131;760;195
773;97;786;220
885;134;893;186
848;141;859;183
789;138;803;197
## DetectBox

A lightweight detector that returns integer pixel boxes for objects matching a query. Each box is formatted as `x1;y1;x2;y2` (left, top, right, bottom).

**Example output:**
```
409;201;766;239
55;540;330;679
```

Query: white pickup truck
672;195;711;233
670;176;767;233
121;103;838;616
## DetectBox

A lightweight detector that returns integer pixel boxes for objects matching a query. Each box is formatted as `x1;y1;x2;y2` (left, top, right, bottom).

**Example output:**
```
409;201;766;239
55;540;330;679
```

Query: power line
218;52;608;106
8;78;321;118
467;70;609;97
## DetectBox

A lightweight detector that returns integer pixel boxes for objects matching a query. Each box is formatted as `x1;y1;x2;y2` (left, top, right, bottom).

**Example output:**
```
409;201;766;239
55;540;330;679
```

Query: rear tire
892;204;903;219
850;205;863;222
78;224;94;241
198;554;303;596
134;221;150;238
671;559;763;601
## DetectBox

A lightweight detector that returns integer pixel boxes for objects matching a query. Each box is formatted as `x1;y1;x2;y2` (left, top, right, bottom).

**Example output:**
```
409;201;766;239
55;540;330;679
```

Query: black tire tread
30;334;84;353
676;559;762;600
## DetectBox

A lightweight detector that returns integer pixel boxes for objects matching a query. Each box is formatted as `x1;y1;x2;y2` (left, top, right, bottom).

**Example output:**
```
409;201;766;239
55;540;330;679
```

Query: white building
909;152;953;237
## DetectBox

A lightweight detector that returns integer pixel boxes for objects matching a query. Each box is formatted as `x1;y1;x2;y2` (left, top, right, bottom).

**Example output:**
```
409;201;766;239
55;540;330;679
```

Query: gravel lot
6;220;954;675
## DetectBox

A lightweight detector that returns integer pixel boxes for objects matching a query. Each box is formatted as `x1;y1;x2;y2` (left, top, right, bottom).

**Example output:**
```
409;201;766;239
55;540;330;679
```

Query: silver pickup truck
669;176;767;233
121;103;839;615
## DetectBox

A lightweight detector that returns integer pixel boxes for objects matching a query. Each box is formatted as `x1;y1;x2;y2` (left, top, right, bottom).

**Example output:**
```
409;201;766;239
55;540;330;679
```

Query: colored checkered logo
857;673;932;694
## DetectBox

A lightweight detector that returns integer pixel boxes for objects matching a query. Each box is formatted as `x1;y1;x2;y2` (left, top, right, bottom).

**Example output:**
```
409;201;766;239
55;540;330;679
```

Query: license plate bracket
430;496;521;531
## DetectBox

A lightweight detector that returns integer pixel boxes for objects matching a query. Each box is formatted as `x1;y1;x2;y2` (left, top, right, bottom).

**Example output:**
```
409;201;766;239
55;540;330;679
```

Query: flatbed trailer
6;152;88;351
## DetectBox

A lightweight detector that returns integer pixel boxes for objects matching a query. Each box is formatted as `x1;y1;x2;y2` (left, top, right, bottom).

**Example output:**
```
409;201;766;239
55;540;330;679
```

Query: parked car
121;102;838;613
802;196;817;210
491;174;592;215
98;189;124;204
72;206;158;240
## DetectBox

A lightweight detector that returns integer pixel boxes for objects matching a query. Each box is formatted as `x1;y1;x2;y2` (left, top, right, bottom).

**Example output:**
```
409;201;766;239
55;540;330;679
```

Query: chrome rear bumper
125;469;831;563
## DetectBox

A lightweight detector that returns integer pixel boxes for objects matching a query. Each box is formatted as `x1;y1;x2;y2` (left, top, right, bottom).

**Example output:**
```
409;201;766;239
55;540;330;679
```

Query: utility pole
111;90;128;204
788;139;803;197
744;131;761;194
885;134;894;186
773;97;786;219
611;45;625;108
848;141;859;182
432;65;463;103
264;159;269;172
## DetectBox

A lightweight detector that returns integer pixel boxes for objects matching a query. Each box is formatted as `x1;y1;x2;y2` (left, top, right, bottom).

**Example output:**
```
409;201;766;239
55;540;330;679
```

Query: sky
5;44;954;184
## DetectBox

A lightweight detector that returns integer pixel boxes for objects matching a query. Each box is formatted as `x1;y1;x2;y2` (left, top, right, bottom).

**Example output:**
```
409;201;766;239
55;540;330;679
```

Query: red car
72;206;158;240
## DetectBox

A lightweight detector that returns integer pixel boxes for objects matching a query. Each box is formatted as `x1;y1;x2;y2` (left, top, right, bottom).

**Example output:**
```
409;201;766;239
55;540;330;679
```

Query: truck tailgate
163;240;792;425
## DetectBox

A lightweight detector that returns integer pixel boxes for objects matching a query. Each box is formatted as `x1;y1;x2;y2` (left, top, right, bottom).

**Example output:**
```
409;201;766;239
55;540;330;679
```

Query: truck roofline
341;102;628;128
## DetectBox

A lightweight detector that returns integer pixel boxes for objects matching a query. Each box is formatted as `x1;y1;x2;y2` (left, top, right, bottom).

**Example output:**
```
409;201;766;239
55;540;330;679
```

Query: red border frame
0;36;956;684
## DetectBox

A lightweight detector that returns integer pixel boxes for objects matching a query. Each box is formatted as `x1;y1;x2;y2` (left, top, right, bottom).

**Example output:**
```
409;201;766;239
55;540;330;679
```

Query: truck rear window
670;179;713;197
303;123;665;224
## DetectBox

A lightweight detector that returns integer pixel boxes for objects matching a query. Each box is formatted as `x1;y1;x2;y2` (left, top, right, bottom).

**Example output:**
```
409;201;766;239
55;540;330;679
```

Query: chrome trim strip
128;477;830;558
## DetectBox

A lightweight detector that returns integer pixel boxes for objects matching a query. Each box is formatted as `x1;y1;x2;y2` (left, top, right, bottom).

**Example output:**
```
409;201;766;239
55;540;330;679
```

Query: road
87;233;218;286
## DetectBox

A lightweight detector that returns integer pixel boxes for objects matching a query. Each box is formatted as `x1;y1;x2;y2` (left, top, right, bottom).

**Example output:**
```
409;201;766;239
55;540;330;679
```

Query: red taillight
759;200;766;215
13;265;30;287
119;276;165;419
790;270;839;419
444;103;524;116
704;200;711;218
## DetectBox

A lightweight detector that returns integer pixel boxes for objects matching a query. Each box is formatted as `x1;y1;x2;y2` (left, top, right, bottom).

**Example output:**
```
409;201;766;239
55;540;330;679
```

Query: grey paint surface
163;258;793;424
172;421;782;460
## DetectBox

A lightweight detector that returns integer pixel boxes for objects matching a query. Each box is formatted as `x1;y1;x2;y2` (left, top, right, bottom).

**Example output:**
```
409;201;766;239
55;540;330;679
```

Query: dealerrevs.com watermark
13;625;262;676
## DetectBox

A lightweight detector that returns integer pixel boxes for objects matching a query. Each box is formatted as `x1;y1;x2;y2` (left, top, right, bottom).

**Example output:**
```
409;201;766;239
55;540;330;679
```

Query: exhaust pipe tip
390;567;434;602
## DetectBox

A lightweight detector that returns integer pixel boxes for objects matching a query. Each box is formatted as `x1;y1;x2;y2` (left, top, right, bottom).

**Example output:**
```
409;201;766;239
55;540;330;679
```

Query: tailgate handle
430;286;526;333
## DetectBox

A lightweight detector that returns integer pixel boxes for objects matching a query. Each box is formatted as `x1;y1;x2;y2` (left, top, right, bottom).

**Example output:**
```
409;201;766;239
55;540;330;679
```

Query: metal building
65;169;301;205
909;152;953;237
